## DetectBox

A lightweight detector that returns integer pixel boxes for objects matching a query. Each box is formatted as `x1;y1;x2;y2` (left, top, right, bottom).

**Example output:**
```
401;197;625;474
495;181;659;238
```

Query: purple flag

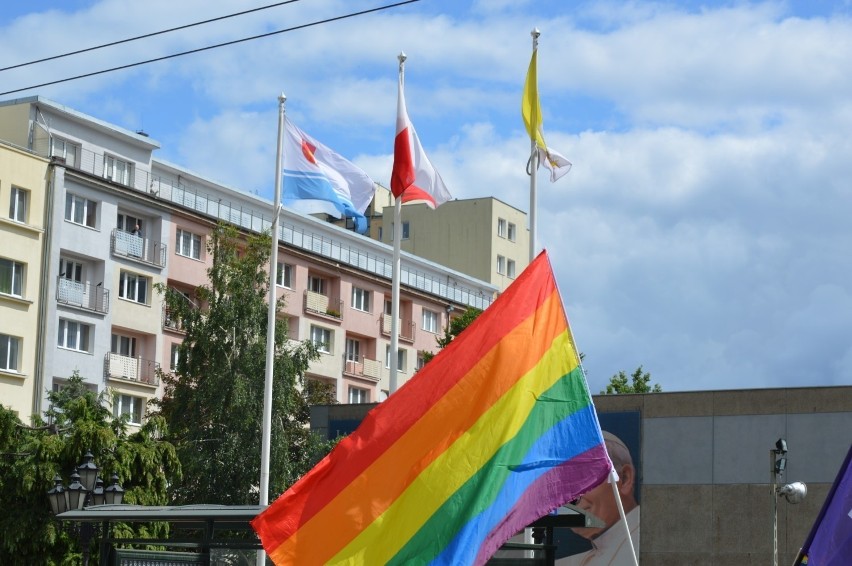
796;443;852;565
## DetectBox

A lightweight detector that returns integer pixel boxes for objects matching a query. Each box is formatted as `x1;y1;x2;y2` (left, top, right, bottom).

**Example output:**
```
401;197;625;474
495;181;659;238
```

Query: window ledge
117;297;151;308
0;216;43;234
0;293;32;306
0;369;26;380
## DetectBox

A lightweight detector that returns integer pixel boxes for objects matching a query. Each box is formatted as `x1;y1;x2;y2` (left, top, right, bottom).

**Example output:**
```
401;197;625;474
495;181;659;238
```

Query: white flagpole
528;28;540;263
389;52;406;395
609;468;640;566
258;92;285;566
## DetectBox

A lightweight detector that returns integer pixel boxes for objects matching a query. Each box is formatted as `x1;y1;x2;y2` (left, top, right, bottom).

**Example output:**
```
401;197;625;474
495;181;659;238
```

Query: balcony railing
56;277;109;313
103;352;160;386
303;291;343;321
381;314;416;343
162;306;185;333
110;229;167;267
343;356;382;382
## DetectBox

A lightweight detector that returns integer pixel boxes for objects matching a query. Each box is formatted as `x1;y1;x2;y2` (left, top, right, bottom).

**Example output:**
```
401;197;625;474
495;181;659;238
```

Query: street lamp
47;451;125;565
771;438;806;566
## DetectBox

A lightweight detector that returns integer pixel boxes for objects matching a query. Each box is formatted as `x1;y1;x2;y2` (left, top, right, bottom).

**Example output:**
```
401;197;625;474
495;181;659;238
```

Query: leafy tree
601;365;662;394
153;224;336;506
420;307;483;366
0;371;179;565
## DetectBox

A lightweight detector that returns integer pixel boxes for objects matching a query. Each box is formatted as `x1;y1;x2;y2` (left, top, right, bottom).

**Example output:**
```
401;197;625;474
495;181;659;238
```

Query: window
351;287;371;312
385;346;406;372
118;270;149;304
59;258;84;283
117;213;143;234
176;229;202;260
111;334;137;357
422;309;439;333
497;218;507;238
9;186;28;223
508;222;517;242
276;263;293;288
308;276;327;295
58;319;91;352
113;394;143;425
0;334;20;372
65;193;97;228
402;221;410;240
384;300;392;315
104;155;131;185
0;258;24;297
507;259;516;279
416;353;426;372
50;136;80;167
496;255;506;275
310;325;332;353
170;343;180;371
345;338;360;362
349;386;369;404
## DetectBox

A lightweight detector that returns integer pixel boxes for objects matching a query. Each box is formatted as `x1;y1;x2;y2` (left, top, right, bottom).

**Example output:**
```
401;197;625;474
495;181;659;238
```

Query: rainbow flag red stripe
252;251;611;565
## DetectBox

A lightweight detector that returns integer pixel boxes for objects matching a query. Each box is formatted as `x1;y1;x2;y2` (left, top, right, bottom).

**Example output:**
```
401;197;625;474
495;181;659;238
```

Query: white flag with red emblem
391;74;452;208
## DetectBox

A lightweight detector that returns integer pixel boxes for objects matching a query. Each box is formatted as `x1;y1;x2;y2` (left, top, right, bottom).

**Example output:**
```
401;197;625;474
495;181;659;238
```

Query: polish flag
391;73;452;208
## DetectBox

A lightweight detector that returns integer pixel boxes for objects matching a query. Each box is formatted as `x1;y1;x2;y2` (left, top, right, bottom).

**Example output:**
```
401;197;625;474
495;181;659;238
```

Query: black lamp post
47;451;125;565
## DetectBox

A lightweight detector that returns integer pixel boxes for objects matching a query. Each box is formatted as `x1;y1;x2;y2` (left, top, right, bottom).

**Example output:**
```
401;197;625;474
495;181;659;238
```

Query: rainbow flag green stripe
252;252;611;565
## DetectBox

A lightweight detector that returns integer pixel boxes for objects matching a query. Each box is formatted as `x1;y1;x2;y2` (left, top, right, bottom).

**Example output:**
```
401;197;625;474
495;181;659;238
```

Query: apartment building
0;96;497;424
0;140;50;422
373;196;530;292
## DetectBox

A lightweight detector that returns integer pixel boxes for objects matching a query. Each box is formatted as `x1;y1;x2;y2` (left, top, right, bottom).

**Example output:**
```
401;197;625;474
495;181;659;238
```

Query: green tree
153;224;335;506
0;372;179;565
601;365;662;394
420;307;483;366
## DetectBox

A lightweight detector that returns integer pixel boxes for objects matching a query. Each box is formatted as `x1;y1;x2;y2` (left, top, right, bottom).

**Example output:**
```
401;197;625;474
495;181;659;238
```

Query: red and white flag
391;73;452;208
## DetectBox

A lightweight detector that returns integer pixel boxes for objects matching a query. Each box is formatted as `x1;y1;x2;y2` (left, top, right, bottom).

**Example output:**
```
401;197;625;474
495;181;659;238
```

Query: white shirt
557;505;640;566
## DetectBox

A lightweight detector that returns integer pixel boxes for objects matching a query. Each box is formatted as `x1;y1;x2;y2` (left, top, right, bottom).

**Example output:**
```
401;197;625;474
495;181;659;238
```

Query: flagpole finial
278;92;286;104
398;52;407;64
531;28;540;39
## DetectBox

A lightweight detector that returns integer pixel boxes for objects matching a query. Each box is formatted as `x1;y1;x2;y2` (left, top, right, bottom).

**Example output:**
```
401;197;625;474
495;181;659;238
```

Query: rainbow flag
252;251;612;565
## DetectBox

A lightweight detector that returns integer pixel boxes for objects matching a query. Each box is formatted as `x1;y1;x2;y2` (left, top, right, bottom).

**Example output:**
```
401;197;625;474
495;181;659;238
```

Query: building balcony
110;229;167;268
103;352;160;387
56;277;109;314
303;290;343;321
162;306;186;333
343;356;382;383
381;314;415;343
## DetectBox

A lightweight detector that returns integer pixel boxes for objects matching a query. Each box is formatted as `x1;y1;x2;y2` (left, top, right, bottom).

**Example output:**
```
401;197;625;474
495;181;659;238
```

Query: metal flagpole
258;92;286;566
528;28;540;263
389;53;406;395
609;468;640;566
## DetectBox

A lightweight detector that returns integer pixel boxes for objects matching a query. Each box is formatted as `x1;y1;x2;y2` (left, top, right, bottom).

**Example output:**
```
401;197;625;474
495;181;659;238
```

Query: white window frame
422;309;439;334
385;346;406;372
345;338;361;362
497;255;506;275
111;333;137;357
104;154;131;185
170;343;180;371
508;222;517;242
118;270;149;305
50;136;80;167
117;213;143;234
507;259;517;279
113;393;144;425
310;325;332;353
57;318;91;352
348;386;369;404
351;287;371;312
276;263;293;288
65;193;97;228
0;333;20;372
308;275;327;295
176;229;202;260
9;186;28;223
497;218;507;238
59;258;84;283
0;257;24;298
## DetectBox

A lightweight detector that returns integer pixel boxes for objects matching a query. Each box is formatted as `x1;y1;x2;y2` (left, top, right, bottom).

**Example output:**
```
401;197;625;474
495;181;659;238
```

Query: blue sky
2;0;852;393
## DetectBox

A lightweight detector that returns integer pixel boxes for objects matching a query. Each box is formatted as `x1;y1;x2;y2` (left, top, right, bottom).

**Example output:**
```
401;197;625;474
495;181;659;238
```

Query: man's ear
618;464;635;496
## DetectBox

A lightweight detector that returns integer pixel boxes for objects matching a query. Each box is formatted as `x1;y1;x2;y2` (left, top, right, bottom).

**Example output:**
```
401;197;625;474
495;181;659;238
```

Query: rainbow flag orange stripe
252;251;611;565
